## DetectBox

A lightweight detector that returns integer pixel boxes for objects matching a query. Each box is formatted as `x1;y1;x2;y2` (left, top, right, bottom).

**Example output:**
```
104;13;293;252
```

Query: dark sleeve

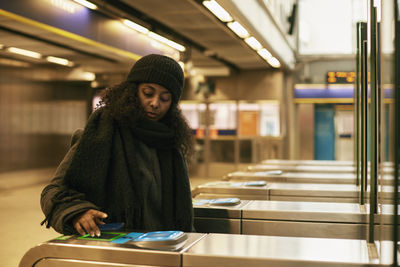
40;129;100;234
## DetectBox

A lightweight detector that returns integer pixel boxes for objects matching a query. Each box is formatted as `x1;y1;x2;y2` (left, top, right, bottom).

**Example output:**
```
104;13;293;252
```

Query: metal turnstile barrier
268;183;396;204
20;232;397;267
267;183;359;203
241;200;372;239
182;233;396;267
19;232;206;267
247;164;394;174
261;159;356;166
193;198;250;234
192;181;359;203
192;181;269;200
192;181;396;204
193;198;398;240
225;171;394;185
248;164;356;173
260;159;394;167
225;171;357;184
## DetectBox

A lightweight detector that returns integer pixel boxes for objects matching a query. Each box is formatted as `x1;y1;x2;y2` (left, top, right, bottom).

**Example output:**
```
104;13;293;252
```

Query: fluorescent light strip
201;0;280;69
122;20;184;52
148;32;186;52
5;46;75;66
245;37;262;51
83;72;96;81
73;0;97;9
227;21;249;38
7;47;42;59
257;48;272;60
123;19;149;34
202;0;232;22
267;57;281;68
46;56;73;66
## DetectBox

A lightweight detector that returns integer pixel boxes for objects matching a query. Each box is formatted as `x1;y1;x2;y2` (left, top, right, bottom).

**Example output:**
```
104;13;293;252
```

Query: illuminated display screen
326;71;355;83
77;232;125;241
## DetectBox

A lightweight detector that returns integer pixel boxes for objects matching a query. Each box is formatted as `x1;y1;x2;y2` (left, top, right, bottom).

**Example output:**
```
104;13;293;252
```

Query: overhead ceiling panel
0;15;135;74
120;0;268;70
0;0;273;75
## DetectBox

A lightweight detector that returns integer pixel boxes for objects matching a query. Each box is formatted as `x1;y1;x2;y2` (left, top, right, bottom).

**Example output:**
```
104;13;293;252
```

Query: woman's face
138;83;172;121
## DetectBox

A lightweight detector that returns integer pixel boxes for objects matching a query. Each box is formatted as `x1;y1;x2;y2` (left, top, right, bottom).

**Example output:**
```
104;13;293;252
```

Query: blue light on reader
133;231;184;242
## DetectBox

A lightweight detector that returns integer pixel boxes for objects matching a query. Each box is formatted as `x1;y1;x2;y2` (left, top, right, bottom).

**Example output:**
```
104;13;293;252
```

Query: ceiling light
227;21;249;38
51;0;77;13
123;19;149;34
73;0;97;10
46;56;73;66
257;48;272;60
148;32;186;52
83;72;96;81
267;57;281;68
6;47;42;59
202;0;233;22
244;37;262;50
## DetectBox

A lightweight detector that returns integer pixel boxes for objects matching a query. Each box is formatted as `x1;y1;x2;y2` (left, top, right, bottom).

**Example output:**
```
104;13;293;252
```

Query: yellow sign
327;71;356;83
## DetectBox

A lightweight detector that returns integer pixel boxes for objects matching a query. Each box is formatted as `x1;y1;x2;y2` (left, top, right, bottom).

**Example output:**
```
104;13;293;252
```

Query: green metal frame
355;22;361;188
361;33;368;205
393;0;400;264
369;3;378;243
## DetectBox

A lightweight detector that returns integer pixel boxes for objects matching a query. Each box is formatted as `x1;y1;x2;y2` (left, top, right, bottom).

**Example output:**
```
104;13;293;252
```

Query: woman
40;54;194;237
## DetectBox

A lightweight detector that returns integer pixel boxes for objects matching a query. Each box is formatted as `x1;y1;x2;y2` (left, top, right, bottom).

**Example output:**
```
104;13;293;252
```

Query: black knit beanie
126;54;184;103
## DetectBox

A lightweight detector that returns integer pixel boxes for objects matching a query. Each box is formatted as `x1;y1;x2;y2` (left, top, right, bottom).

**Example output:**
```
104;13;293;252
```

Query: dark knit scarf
62;108;193;231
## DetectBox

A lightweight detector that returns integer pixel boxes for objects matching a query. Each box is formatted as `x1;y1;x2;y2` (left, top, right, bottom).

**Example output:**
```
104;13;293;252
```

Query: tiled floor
0;183;59;267
0;169;217;267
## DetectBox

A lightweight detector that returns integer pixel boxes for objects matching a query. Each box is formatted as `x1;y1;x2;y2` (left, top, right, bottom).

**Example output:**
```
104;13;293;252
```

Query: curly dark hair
98;81;194;160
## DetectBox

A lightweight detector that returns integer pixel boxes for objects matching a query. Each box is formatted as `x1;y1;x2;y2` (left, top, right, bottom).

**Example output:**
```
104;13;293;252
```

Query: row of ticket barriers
192;159;396;241
20;159;399;267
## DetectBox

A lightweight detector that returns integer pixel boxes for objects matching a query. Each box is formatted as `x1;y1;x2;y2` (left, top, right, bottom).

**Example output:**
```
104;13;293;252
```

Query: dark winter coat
40;108;194;234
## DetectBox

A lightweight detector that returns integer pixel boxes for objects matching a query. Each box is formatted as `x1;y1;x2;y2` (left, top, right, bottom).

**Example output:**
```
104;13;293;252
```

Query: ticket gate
261;159;355;166
193;198;250;234
268;183;359;203
225;171;394;185
21;232;395;267
247;164;394;175
182;233;395;267
19;231;206;267
248;164;356;173
241;200;369;239
374;186;398;203
261;159;394;168
268;183;396;204
193;198;397;240
192;181;269;200
192;181;360;203
241;201;397;240
225;171;357;184
192;180;397;205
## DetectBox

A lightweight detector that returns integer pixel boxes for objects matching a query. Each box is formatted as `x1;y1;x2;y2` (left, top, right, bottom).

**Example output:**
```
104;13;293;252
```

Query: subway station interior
0;0;400;266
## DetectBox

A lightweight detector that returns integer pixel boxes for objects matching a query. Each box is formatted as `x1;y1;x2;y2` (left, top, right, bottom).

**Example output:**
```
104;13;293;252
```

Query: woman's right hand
72;209;108;237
